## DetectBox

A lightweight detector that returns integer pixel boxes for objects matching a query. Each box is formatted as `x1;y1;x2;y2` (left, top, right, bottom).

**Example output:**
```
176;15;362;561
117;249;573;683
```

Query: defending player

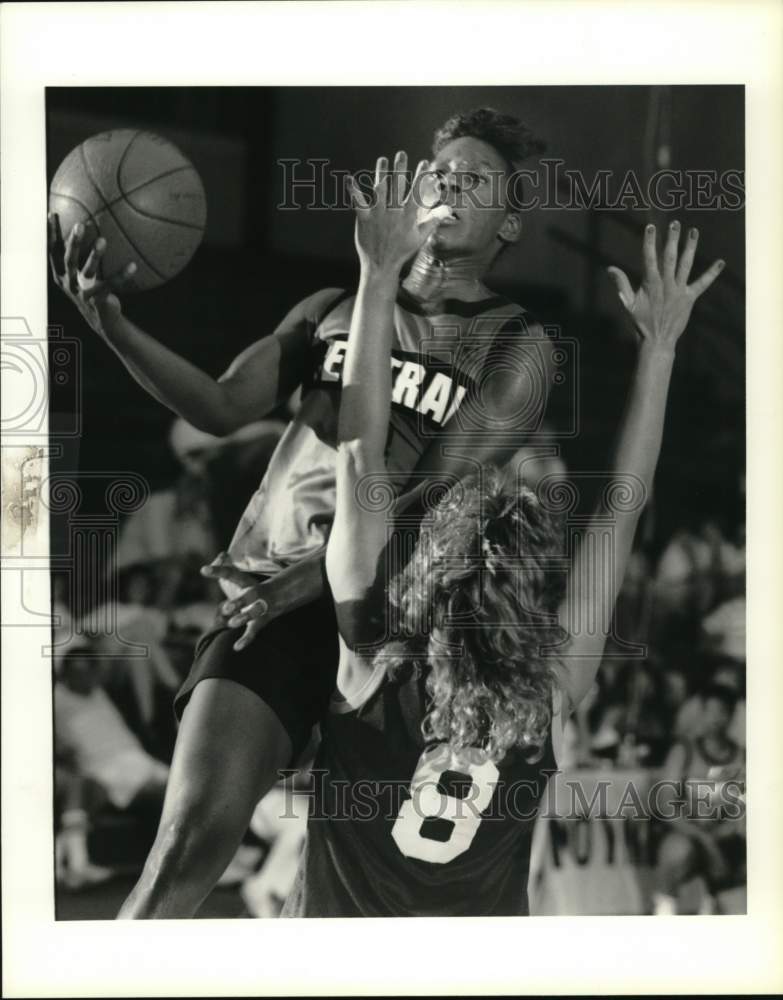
49;109;556;918
282;160;724;915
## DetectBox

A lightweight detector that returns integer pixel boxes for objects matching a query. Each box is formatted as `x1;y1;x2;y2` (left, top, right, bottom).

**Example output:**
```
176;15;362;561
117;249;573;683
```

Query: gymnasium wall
45;86;745;548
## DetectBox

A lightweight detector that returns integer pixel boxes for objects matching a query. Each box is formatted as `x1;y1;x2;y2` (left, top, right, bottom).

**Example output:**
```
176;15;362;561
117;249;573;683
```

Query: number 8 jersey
283;624;562;917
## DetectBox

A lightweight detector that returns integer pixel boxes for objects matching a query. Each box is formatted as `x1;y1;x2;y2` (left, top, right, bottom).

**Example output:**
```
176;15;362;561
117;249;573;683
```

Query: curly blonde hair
379;468;566;763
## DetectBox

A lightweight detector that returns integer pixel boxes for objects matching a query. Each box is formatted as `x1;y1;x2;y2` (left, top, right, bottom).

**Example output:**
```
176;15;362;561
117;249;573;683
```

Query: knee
150;782;250;876
155;798;215;861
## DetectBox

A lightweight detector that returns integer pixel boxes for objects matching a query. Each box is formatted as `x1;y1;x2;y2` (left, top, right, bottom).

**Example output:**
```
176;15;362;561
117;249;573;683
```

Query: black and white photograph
2;2;782;997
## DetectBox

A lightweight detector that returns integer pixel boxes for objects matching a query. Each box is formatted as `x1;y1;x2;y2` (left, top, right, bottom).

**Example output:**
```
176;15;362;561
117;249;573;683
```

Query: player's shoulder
489;297;544;334
297;287;354;322
445;292;545;348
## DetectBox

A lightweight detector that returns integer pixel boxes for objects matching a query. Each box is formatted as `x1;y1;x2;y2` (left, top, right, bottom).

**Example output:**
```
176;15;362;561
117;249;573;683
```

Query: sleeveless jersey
282;563;562;917
282;663;560;917
225;287;535;586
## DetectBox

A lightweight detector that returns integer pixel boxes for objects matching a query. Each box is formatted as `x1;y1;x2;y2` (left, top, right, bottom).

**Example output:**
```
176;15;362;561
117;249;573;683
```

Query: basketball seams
48;191;161;278
72;159;199;216
78;140;108;206
115;128;195;210
48;192;103;236
99;201;169;280
116;197;205;232
78;141;167;281
115;129;204;231
115;129;143;188
53;132;205;288
112;129;141;205
112;164;193;207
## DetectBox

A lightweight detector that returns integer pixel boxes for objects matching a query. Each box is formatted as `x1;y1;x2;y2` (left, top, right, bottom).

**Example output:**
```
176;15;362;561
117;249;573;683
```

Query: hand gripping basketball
48;212;137;339
48;129;206;291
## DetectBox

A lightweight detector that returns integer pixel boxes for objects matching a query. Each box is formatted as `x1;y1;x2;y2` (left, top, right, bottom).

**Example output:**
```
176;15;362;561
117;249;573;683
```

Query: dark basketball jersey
225;287;536;591
282;664;561;917
282;572;564;917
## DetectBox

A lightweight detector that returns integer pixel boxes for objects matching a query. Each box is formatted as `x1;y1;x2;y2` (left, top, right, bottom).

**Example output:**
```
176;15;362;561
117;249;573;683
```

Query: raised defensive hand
347;152;443;275
607;221;725;349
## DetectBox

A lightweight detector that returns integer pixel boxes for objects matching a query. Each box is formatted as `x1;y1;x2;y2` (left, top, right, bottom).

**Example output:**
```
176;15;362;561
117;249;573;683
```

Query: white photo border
2;1;781;996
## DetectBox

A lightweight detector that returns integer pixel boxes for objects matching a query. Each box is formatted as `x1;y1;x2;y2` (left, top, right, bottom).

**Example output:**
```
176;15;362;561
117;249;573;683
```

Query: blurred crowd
52;414;746;916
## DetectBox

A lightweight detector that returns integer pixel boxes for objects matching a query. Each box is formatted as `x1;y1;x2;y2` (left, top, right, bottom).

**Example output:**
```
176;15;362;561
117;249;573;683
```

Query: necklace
403;247;488;304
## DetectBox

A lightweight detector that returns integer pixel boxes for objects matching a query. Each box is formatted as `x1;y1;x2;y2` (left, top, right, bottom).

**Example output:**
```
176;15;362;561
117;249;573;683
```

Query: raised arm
325;153;439;605
48;213;336;435
558;222;724;714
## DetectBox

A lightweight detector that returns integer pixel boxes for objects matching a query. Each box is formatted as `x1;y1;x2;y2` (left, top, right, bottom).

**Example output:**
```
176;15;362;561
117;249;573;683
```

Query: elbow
201;394;248;437
185;413;237;438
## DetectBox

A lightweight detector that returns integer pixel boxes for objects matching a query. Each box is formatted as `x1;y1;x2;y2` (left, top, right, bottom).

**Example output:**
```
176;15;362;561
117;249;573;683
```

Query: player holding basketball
281;159;724;914
49;109;560;918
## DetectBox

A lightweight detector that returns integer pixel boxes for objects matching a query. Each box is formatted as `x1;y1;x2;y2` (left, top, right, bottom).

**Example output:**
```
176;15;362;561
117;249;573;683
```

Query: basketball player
49;109;558;918
281;157;724;914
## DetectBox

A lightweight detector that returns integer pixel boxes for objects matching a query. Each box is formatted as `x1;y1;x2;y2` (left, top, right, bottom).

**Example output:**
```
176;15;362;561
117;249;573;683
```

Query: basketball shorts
173;577;339;768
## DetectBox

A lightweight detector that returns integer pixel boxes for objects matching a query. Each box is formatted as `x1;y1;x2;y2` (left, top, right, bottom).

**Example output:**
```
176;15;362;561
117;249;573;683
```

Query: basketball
49;129;207;292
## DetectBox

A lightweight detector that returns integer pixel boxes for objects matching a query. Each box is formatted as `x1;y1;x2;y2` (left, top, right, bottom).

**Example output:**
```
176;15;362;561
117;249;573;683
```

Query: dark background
46;85;745;564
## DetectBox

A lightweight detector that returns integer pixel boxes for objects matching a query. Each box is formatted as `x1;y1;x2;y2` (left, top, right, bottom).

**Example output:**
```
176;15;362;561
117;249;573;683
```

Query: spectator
116;417;286;573
702;594;745;662
90;563;181;759
586;660;673;766
54;640;170;819
53;635;169;889
652;683;746;914
675;655;745;747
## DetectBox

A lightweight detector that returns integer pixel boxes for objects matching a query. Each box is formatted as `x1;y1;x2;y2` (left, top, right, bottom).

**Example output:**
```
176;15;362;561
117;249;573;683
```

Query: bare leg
117;678;292;919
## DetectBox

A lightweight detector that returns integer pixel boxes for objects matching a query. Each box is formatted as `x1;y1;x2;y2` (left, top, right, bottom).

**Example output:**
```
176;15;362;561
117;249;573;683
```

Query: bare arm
48;214;335;435
100;313;288;435
559;222;724;714
326;153;439;608
326;270;397;603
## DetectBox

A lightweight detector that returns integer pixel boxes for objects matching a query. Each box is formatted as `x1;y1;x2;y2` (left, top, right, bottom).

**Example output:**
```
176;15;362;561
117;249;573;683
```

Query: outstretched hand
608;221;724;350
347;151;443;276
48;212;137;339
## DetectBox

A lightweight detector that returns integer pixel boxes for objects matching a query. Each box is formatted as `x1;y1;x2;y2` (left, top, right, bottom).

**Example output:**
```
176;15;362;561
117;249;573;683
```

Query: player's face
423;137;521;258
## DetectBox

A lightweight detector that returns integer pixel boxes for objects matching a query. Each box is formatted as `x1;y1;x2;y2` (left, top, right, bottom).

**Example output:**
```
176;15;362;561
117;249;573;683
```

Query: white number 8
391;744;499;864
